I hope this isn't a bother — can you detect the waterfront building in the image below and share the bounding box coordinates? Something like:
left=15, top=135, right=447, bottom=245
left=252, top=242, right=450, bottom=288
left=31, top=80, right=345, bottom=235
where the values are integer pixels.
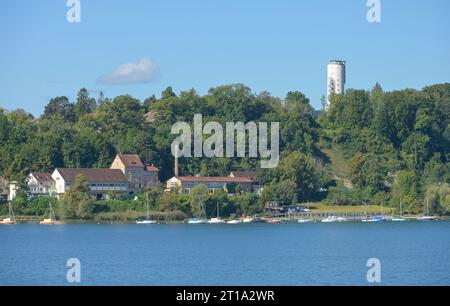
left=27, top=172, right=55, bottom=196
left=166, top=176, right=254, bottom=194
left=229, top=171, right=263, bottom=195
left=52, top=168, right=129, bottom=199
left=110, top=154, right=160, bottom=193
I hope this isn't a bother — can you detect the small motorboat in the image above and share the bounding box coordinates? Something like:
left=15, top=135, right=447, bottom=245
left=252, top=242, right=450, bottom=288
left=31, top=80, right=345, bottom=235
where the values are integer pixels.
left=267, top=219, right=283, bottom=224
left=253, top=216, right=267, bottom=223
left=298, top=218, right=313, bottom=223
left=136, top=217, right=157, bottom=224
left=243, top=217, right=254, bottom=223
left=40, top=218, right=56, bottom=225
left=227, top=219, right=243, bottom=224
left=322, top=216, right=345, bottom=223
left=391, top=217, right=407, bottom=222
left=362, top=216, right=386, bottom=222
left=188, top=218, right=208, bottom=224
left=417, top=216, right=438, bottom=221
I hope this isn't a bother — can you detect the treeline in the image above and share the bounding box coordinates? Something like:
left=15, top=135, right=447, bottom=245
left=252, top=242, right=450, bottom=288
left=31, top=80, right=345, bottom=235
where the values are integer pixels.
left=319, top=83, right=450, bottom=214
left=0, top=83, right=449, bottom=215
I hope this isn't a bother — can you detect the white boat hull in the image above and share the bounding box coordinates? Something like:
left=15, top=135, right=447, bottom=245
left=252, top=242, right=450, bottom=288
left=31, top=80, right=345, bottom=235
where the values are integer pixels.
left=0, top=218, right=16, bottom=225
left=136, top=220, right=157, bottom=224
left=208, top=218, right=225, bottom=224
left=227, top=220, right=243, bottom=224
left=188, top=219, right=208, bottom=224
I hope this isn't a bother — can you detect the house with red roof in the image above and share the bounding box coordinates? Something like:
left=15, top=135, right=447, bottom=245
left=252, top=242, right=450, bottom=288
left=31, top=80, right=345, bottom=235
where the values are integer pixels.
left=165, top=176, right=253, bottom=194
left=110, top=154, right=160, bottom=193
left=28, top=172, right=55, bottom=196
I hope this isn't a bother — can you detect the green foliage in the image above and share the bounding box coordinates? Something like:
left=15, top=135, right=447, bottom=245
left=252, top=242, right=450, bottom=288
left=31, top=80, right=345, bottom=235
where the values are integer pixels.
left=60, top=174, right=94, bottom=219
left=1, top=82, right=449, bottom=216
left=26, top=196, right=59, bottom=216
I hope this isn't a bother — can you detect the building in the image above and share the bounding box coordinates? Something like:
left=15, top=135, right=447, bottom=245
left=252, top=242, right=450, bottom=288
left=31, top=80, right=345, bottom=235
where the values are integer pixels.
left=110, top=154, right=159, bottom=193
left=229, top=171, right=263, bottom=195
left=0, top=177, right=9, bottom=202
left=166, top=176, right=254, bottom=194
left=327, top=59, right=346, bottom=105
left=52, top=168, right=129, bottom=199
left=28, top=172, right=55, bottom=196
left=144, top=111, right=156, bottom=124
left=6, top=154, right=160, bottom=200
left=8, top=181, right=18, bottom=201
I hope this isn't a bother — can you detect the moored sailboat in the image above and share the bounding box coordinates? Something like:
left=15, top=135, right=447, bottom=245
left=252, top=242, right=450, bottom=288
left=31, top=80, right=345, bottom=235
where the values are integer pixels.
left=418, top=198, right=438, bottom=221
left=392, top=198, right=407, bottom=222
left=40, top=201, right=56, bottom=225
left=0, top=202, right=17, bottom=225
left=208, top=202, right=225, bottom=224
left=136, top=193, right=157, bottom=224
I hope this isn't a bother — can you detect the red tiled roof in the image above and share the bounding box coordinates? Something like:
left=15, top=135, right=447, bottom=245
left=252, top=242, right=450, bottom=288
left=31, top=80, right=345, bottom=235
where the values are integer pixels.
left=176, top=176, right=254, bottom=183
left=55, top=168, right=128, bottom=183
left=229, top=171, right=259, bottom=182
left=117, top=154, right=144, bottom=168
left=31, top=172, right=54, bottom=183
left=146, top=165, right=159, bottom=172
left=144, top=111, right=156, bottom=123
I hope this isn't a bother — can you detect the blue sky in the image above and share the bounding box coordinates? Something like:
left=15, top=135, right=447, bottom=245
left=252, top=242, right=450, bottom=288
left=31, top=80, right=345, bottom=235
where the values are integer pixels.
left=1, top=0, right=449, bottom=116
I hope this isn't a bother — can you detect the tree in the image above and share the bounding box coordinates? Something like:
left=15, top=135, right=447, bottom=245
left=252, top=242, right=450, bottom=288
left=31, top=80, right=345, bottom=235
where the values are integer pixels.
left=74, top=88, right=96, bottom=118
left=190, top=184, right=209, bottom=217
left=391, top=171, right=421, bottom=213
left=43, top=96, right=75, bottom=122
left=425, top=183, right=450, bottom=215
left=61, top=174, right=93, bottom=219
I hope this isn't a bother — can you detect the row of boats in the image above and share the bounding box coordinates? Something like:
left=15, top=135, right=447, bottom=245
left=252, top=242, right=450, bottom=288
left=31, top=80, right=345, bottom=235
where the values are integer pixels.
left=297, top=214, right=439, bottom=223
left=1, top=196, right=440, bottom=225
left=0, top=201, right=58, bottom=225
left=187, top=216, right=269, bottom=224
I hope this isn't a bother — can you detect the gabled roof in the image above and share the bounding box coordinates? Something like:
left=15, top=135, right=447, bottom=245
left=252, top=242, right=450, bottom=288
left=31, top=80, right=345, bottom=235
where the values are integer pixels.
left=144, top=111, right=156, bottom=124
left=145, top=165, right=159, bottom=172
left=229, top=171, right=259, bottom=182
left=31, top=172, right=54, bottom=183
left=54, top=168, right=128, bottom=183
left=116, top=154, right=144, bottom=168
left=175, top=176, right=254, bottom=183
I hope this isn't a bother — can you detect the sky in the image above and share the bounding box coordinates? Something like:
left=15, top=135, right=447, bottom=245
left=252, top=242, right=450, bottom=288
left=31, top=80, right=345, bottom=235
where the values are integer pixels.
left=0, top=0, right=449, bottom=116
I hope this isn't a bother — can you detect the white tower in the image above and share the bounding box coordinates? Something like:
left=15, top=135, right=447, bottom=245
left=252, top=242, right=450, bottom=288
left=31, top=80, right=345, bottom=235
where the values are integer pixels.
left=327, top=60, right=346, bottom=105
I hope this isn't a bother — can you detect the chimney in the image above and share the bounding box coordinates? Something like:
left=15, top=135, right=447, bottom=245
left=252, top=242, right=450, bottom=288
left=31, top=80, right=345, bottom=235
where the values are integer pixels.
left=174, top=157, right=179, bottom=177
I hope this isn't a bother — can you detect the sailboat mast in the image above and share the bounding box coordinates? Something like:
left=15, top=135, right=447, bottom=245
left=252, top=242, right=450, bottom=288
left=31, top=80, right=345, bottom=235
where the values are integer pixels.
left=146, top=192, right=150, bottom=218
left=400, top=198, right=403, bottom=217
left=217, top=202, right=219, bottom=219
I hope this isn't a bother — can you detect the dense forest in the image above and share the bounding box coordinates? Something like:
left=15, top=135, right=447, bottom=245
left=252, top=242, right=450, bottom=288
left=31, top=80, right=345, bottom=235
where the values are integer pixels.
left=0, top=83, right=449, bottom=218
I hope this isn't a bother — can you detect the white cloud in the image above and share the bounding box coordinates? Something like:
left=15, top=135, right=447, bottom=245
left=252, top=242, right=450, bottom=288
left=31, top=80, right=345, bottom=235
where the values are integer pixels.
left=97, top=58, right=160, bottom=85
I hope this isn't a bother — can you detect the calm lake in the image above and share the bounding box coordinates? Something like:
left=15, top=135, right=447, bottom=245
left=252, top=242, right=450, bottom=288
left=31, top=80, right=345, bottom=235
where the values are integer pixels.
left=1, top=222, right=449, bottom=286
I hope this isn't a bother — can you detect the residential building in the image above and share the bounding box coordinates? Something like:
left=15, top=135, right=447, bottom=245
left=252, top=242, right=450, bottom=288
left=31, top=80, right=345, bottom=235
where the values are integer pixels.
left=229, top=171, right=263, bottom=195
left=52, top=168, right=129, bottom=199
left=166, top=176, right=254, bottom=194
left=144, top=111, right=156, bottom=124
left=110, top=154, right=159, bottom=193
left=28, top=172, right=55, bottom=196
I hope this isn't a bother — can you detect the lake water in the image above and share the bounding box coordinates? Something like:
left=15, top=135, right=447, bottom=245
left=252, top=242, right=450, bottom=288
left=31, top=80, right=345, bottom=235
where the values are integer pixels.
left=1, top=222, right=449, bottom=286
